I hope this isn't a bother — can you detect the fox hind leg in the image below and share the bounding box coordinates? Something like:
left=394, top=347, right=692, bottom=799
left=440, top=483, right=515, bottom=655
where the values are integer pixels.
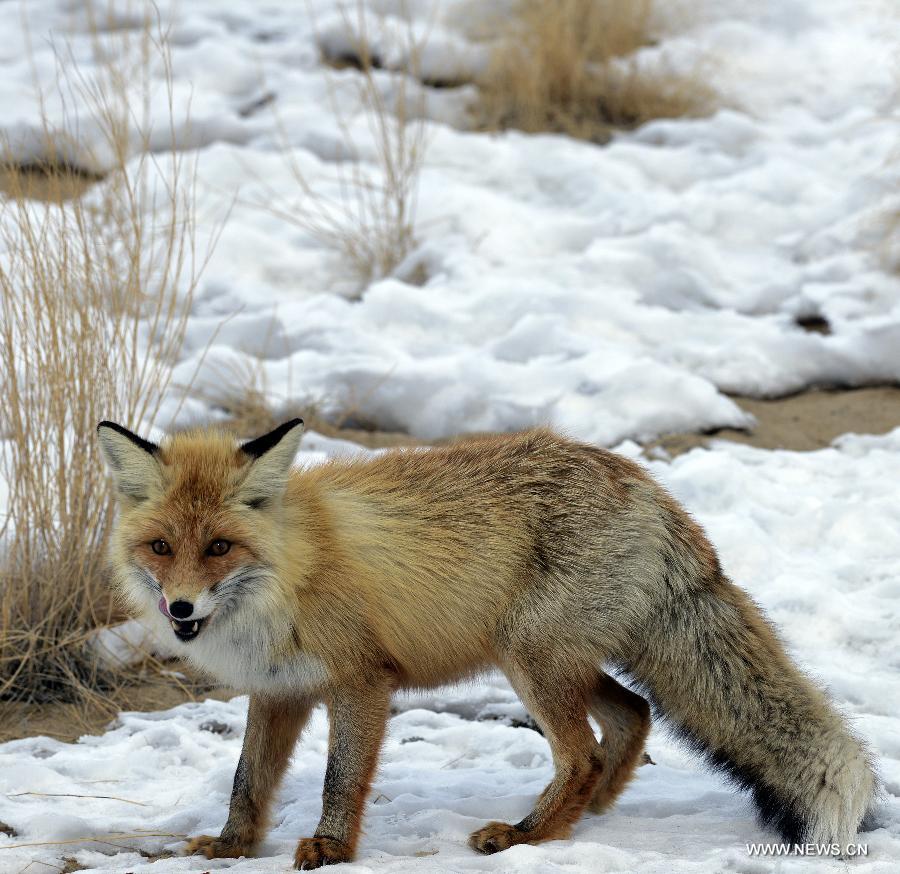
left=587, top=673, right=651, bottom=814
left=469, top=656, right=603, bottom=854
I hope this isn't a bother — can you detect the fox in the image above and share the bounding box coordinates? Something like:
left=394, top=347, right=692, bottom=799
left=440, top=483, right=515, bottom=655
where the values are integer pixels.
left=97, top=418, right=875, bottom=868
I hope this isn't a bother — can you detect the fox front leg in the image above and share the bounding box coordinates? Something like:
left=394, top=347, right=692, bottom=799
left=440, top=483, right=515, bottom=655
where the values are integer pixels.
left=187, top=695, right=313, bottom=860
left=294, top=680, right=391, bottom=870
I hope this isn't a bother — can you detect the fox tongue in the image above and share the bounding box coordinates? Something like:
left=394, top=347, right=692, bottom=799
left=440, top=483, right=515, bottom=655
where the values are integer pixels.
left=158, top=597, right=172, bottom=619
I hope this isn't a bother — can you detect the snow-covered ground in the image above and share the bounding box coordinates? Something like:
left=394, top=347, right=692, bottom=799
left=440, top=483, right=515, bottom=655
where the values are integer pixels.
left=1, top=0, right=899, bottom=871
left=3, top=0, right=899, bottom=444
left=2, top=432, right=900, bottom=873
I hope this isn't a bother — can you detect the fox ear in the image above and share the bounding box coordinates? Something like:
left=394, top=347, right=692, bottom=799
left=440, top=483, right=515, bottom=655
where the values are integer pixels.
left=238, top=418, right=304, bottom=507
left=97, top=421, right=162, bottom=502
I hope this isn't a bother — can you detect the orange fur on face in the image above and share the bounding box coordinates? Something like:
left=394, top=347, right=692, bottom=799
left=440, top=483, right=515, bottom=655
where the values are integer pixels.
left=109, top=430, right=305, bottom=610
left=127, top=505, right=257, bottom=605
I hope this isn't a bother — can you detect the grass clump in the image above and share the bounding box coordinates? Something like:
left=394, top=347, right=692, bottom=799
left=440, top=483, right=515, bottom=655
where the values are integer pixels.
left=258, top=1, right=429, bottom=291
left=475, top=0, right=714, bottom=142
left=879, top=202, right=900, bottom=272
left=0, top=7, right=215, bottom=725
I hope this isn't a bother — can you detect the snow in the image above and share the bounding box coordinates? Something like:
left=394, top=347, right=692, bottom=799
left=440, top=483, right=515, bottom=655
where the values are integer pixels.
left=2, top=0, right=899, bottom=443
left=3, top=432, right=900, bottom=872
left=1, top=0, right=899, bottom=870
left=90, top=618, right=161, bottom=668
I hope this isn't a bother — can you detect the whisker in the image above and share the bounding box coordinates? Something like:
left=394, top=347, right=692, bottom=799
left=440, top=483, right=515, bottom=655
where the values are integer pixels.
left=133, top=566, right=161, bottom=594
left=210, top=566, right=272, bottom=616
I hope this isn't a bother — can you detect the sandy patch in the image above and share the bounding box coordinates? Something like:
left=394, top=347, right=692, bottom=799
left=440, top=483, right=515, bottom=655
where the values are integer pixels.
left=649, top=386, right=900, bottom=457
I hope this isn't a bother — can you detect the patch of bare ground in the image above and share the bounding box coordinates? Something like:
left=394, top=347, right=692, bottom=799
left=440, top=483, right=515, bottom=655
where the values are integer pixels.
left=320, top=386, right=900, bottom=456
left=649, top=386, right=900, bottom=457
left=309, top=419, right=423, bottom=449
left=0, top=163, right=102, bottom=202
left=0, top=670, right=237, bottom=744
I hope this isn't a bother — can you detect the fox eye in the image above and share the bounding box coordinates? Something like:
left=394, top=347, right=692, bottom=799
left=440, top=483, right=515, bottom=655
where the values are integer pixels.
left=150, top=539, right=171, bottom=556
left=207, top=539, right=231, bottom=557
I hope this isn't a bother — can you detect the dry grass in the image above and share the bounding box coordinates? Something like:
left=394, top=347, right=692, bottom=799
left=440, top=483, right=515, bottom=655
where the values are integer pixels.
left=187, top=354, right=418, bottom=449
left=0, top=7, right=216, bottom=722
left=0, top=670, right=229, bottom=744
left=880, top=208, right=900, bottom=272
left=0, top=162, right=102, bottom=203
left=188, top=353, right=310, bottom=441
left=475, top=0, right=714, bottom=142
left=256, top=0, right=429, bottom=290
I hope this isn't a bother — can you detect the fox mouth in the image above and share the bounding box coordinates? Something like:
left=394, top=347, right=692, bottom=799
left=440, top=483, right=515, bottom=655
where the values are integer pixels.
left=157, top=596, right=211, bottom=642
left=170, top=617, right=206, bottom=642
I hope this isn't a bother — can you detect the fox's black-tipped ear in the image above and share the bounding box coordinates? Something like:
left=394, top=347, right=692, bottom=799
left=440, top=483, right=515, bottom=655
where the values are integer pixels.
left=97, top=421, right=162, bottom=502
left=97, top=421, right=159, bottom=456
left=240, top=418, right=304, bottom=459
left=238, top=418, right=304, bottom=507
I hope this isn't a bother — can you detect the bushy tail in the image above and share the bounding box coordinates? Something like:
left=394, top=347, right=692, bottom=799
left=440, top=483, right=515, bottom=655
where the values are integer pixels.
left=625, top=574, right=875, bottom=846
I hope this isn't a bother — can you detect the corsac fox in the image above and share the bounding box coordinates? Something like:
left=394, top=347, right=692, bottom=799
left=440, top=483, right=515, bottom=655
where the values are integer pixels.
left=98, top=419, right=875, bottom=868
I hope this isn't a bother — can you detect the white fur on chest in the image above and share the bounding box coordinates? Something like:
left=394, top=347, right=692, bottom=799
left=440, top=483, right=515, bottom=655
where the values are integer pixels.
left=122, top=567, right=328, bottom=695
left=140, top=601, right=327, bottom=694
left=188, top=616, right=328, bottom=693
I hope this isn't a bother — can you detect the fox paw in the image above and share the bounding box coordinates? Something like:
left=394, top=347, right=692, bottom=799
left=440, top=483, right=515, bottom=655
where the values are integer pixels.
left=468, top=821, right=525, bottom=854
left=294, top=836, right=352, bottom=869
left=185, top=834, right=251, bottom=859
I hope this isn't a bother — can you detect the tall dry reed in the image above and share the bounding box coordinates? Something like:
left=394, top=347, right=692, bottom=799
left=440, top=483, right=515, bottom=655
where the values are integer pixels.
left=0, top=6, right=215, bottom=717
left=257, top=0, right=429, bottom=289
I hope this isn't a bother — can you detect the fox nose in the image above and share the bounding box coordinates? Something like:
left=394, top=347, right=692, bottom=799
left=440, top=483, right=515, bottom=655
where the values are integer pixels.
left=168, top=600, right=193, bottom=619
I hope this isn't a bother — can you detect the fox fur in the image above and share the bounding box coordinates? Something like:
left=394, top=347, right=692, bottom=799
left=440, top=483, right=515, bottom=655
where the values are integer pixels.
left=98, top=420, right=875, bottom=869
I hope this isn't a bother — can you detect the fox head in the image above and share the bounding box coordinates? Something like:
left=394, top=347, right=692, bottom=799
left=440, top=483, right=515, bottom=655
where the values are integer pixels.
left=97, top=419, right=304, bottom=645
